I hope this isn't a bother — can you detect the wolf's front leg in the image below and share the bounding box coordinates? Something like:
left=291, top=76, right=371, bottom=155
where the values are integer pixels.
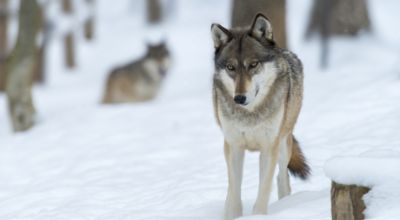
left=224, top=141, right=244, bottom=220
left=253, top=145, right=279, bottom=214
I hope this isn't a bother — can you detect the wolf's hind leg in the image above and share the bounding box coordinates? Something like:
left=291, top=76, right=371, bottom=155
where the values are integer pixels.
left=277, top=134, right=292, bottom=199
left=224, top=141, right=244, bottom=220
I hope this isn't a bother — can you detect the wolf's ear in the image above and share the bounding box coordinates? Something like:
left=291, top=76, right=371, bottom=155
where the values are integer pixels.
left=250, top=14, right=273, bottom=41
left=211, top=23, right=232, bottom=49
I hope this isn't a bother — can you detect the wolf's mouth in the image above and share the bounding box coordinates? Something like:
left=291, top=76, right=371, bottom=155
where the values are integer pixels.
left=235, top=102, right=248, bottom=106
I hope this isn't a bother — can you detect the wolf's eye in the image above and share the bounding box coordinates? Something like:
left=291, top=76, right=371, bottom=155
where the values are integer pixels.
left=249, top=62, right=259, bottom=68
left=226, top=64, right=235, bottom=71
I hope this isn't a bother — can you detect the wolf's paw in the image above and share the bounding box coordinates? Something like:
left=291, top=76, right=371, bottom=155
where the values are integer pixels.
left=252, top=203, right=268, bottom=215
left=224, top=201, right=242, bottom=220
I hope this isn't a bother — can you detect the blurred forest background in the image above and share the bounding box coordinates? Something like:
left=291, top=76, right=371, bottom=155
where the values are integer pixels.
left=0, top=0, right=378, bottom=132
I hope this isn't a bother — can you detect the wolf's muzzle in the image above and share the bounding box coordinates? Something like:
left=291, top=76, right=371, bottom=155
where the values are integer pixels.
left=234, top=95, right=247, bottom=105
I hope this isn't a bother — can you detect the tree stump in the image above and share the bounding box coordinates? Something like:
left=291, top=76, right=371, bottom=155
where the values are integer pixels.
left=331, top=182, right=370, bottom=220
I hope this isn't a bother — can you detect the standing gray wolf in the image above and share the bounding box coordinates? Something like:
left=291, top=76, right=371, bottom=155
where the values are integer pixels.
left=102, top=42, right=170, bottom=104
left=211, top=14, right=310, bottom=220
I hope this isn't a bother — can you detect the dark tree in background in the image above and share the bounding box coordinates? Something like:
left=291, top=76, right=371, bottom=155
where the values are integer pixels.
left=63, top=0, right=76, bottom=69
left=306, top=0, right=371, bottom=38
left=306, top=0, right=371, bottom=68
left=0, top=0, right=8, bottom=91
left=147, top=0, right=162, bottom=24
left=231, top=0, right=287, bottom=48
left=6, top=0, right=41, bottom=132
left=62, top=0, right=72, bottom=13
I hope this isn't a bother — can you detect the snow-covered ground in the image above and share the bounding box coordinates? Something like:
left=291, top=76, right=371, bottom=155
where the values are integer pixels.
left=1, top=0, right=400, bottom=219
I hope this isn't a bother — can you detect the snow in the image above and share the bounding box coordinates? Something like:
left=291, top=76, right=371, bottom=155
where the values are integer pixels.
left=325, top=152, right=400, bottom=187
left=1, top=0, right=400, bottom=219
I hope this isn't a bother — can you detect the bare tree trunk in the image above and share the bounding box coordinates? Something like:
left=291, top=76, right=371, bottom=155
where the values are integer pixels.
left=62, top=0, right=75, bottom=69
left=231, top=0, right=287, bottom=48
left=62, top=0, right=72, bottom=13
left=64, top=33, right=75, bottom=68
left=306, top=0, right=370, bottom=69
left=306, top=0, right=371, bottom=38
left=0, top=0, right=8, bottom=91
left=6, top=0, right=40, bottom=132
left=33, top=4, right=45, bottom=83
left=331, top=182, right=370, bottom=220
left=84, top=0, right=95, bottom=41
left=147, top=0, right=162, bottom=24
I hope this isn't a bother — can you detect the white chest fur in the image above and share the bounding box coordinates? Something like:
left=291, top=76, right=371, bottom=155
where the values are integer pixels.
left=218, top=104, right=285, bottom=151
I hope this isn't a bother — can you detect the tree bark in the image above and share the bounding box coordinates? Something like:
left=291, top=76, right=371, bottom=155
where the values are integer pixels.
left=306, top=0, right=371, bottom=38
left=6, top=0, right=40, bottom=132
left=147, top=0, right=162, bottom=24
left=63, top=0, right=75, bottom=69
left=231, top=0, right=287, bottom=48
left=331, top=182, right=370, bottom=220
left=0, top=0, right=8, bottom=91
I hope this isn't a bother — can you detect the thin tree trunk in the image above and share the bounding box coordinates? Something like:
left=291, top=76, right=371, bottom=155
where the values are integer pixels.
left=62, top=0, right=72, bottom=13
left=147, top=0, right=162, bottom=24
left=64, top=33, right=75, bottom=68
left=306, top=0, right=371, bottom=38
left=84, top=0, right=95, bottom=41
left=63, top=0, right=75, bottom=69
left=33, top=4, right=45, bottom=83
left=231, top=0, right=287, bottom=48
left=0, top=0, right=8, bottom=91
left=6, top=0, right=40, bottom=132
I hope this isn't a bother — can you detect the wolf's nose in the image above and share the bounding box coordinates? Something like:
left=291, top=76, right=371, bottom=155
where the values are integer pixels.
left=234, top=95, right=246, bottom=105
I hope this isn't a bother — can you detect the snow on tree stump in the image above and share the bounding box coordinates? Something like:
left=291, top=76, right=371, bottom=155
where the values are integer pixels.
left=331, top=182, right=370, bottom=220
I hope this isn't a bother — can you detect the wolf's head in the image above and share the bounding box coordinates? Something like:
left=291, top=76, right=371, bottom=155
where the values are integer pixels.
left=211, top=14, right=280, bottom=107
left=146, top=41, right=171, bottom=76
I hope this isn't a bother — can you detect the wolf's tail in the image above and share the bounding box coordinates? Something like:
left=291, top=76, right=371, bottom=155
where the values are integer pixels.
left=288, top=136, right=311, bottom=180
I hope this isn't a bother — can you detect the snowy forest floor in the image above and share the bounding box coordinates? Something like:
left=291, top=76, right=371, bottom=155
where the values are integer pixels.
left=0, top=0, right=400, bottom=219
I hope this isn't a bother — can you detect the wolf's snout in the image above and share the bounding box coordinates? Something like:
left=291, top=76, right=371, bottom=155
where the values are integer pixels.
left=234, top=95, right=247, bottom=105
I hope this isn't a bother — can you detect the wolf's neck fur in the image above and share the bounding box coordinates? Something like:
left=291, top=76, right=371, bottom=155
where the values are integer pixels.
left=143, top=58, right=162, bottom=81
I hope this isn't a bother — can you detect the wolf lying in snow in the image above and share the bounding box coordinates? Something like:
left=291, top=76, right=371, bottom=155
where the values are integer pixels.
left=102, top=42, right=170, bottom=104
